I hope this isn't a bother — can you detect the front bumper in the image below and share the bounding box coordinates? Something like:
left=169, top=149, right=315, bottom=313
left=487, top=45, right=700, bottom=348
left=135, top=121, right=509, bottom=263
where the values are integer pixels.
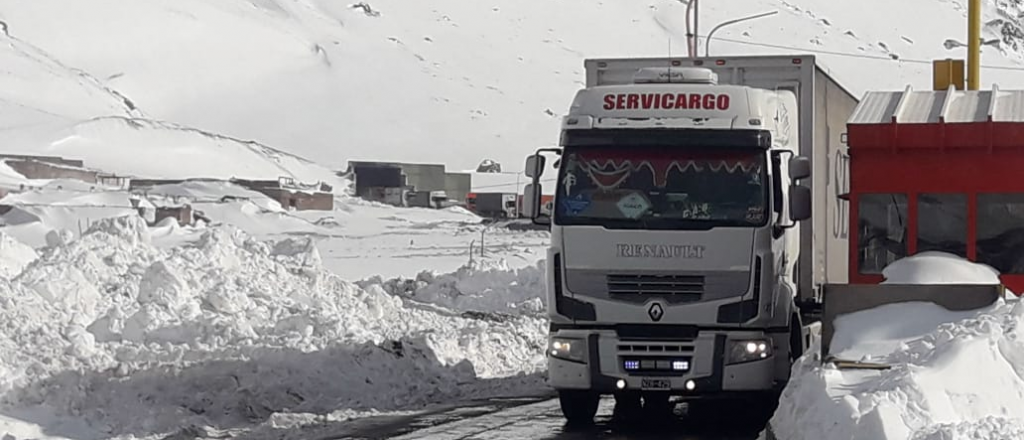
left=547, top=329, right=781, bottom=394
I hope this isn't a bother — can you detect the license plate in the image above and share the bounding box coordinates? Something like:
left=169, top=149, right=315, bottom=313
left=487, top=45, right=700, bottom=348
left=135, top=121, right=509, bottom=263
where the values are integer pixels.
left=640, top=378, right=671, bottom=390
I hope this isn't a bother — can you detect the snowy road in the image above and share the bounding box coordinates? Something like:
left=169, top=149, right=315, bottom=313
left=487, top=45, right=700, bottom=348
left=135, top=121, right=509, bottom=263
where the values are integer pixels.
left=317, top=397, right=774, bottom=440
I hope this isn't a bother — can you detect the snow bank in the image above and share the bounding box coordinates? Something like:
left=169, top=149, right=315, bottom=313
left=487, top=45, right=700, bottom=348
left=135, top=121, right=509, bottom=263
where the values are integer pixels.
left=773, top=254, right=1022, bottom=440
left=0, top=216, right=546, bottom=440
left=361, top=258, right=547, bottom=316
left=882, top=251, right=1002, bottom=285
left=0, top=231, right=37, bottom=280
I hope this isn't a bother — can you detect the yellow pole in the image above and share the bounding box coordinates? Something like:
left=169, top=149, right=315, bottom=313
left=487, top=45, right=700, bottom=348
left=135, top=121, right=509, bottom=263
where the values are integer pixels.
left=968, top=0, right=981, bottom=90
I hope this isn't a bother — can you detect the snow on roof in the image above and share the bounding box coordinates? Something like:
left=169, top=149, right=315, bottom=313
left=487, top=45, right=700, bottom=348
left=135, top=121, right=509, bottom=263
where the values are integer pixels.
left=850, top=87, right=1024, bottom=124
left=882, top=251, right=1002, bottom=285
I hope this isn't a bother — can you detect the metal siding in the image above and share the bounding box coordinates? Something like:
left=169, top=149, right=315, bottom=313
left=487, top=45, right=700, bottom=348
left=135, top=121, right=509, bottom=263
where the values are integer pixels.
left=817, top=70, right=858, bottom=287
left=851, top=89, right=1024, bottom=124
left=848, top=91, right=902, bottom=124
left=900, top=91, right=944, bottom=123
left=944, top=91, right=990, bottom=123
left=994, top=90, right=1024, bottom=122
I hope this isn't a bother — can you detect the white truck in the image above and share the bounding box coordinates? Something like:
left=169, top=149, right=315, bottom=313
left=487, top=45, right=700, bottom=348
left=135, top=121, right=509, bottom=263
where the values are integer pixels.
left=521, top=54, right=860, bottom=423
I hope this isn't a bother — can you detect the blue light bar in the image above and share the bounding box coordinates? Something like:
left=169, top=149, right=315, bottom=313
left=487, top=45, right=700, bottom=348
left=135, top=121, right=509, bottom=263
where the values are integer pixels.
left=624, top=360, right=640, bottom=370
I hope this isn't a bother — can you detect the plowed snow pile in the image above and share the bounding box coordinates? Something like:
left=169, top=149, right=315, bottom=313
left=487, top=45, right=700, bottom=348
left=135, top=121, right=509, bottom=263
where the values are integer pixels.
left=361, top=259, right=547, bottom=316
left=0, top=216, right=546, bottom=440
left=772, top=253, right=1024, bottom=440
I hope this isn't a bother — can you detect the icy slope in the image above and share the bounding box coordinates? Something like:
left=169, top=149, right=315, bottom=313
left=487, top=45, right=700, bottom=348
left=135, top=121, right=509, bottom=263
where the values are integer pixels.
left=2, top=0, right=1022, bottom=174
left=772, top=254, right=1024, bottom=440
left=0, top=29, right=346, bottom=184
left=0, top=216, right=546, bottom=440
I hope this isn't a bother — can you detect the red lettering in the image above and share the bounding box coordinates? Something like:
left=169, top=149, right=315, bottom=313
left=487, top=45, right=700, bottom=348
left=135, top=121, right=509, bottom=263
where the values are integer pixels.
left=627, top=94, right=639, bottom=110
left=675, top=94, right=688, bottom=109
left=641, top=94, right=655, bottom=109
left=603, top=92, right=731, bottom=111
left=701, top=94, right=715, bottom=109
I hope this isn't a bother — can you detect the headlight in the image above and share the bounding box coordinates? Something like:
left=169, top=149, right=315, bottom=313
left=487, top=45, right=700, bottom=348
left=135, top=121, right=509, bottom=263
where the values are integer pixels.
left=548, top=337, right=585, bottom=363
left=727, top=339, right=773, bottom=364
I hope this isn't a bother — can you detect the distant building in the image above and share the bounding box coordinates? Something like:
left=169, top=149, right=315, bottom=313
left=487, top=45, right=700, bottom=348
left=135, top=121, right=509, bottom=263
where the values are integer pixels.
left=232, top=177, right=334, bottom=211
left=130, top=177, right=335, bottom=211
left=0, top=155, right=99, bottom=183
left=345, top=160, right=471, bottom=208
left=154, top=204, right=194, bottom=226
left=98, top=173, right=131, bottom=189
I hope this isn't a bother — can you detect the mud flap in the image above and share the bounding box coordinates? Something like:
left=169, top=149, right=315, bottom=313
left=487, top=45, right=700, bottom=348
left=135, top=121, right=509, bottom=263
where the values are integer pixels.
left=819, top=283, right=1003, bottom=360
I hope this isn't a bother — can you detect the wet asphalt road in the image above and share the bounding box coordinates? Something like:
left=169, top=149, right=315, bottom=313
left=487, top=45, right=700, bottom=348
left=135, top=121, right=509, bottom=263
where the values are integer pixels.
left=328, top=396, right=773, bottom=440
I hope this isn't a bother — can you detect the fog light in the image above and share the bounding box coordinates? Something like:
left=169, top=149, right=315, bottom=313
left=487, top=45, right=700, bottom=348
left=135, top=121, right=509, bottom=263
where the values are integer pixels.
left=616, top=379, right=627, bottom=389
left=685, top=380, right=696, bottom=391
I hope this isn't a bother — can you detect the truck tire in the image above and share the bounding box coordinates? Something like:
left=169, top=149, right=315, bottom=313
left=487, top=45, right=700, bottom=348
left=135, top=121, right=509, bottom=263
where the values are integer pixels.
left=558, top=390, right=600, bottom=425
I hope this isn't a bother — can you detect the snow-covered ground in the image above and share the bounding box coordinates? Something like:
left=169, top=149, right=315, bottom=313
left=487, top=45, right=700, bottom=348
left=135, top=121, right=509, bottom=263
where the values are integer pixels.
left=1, top=178, right=550, bottom=280
left=0, top=215, right=549, bottom=440
left=773, top=253, right=1024, bottom=440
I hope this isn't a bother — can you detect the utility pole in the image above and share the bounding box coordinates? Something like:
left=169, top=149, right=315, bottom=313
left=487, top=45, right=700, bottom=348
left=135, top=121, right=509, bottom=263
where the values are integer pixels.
left=693, top=0, right=700, bottom=57
left=968, top=0, right=981, bottom=90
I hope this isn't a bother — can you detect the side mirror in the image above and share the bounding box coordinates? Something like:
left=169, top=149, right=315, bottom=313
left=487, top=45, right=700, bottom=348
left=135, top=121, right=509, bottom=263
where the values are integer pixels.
left=789, top=156, right=811, bottom=181
left=525, top=155, right=546, bottom=178
left=522, top=183, right=550, bottom=225
left=789, top=184, right=811, bottom=221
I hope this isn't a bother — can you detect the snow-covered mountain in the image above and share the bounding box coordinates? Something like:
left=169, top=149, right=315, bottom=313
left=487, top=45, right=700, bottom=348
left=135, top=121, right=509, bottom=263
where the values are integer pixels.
left=1, top=0, right=1023, bottom=178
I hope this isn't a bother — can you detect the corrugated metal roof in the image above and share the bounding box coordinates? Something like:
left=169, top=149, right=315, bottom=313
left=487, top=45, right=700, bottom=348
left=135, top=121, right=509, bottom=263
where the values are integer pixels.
left=848, top=86, right=1024, bottom=124
left=848, top=90, right=902, bottom=124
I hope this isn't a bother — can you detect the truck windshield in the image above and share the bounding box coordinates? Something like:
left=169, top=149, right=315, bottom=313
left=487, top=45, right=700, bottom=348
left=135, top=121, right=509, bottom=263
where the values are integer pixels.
left=554, top=146, right=768, bottom=229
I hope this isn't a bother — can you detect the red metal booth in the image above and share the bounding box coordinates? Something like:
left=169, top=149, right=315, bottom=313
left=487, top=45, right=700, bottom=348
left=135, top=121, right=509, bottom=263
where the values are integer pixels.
left=846, top=85, right=1024, bottom=293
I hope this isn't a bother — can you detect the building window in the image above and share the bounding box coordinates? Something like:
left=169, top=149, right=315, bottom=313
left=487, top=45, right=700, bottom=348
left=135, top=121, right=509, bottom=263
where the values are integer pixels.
left=917, top=193, right=967, bottom=257
left=858, top=193, right=908, bottom=274
left=977, top=193, right=1024, bottom=274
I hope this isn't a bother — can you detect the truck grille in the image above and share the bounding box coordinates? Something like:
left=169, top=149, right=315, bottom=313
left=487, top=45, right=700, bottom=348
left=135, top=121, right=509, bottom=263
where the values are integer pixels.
left=606, top=274, right=704, bottom=297
left=617, top=344, right=695, bottom=353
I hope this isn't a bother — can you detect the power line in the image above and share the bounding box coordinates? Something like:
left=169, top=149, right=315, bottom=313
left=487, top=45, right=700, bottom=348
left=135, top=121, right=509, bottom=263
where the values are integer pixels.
left=471, top=178, right=556, bottom=191
left=708, top=35, right=1024, bottom=72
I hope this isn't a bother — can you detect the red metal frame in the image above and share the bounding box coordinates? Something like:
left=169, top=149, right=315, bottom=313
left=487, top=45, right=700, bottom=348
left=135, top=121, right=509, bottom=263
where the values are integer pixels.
left=847, top=120, right=1024, bottom=293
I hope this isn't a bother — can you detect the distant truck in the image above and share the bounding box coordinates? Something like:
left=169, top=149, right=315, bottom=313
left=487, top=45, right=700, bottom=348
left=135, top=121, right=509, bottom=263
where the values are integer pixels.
left=520, top=55, right=860, bottom=424
left=466, top=192, right=518, bottom=218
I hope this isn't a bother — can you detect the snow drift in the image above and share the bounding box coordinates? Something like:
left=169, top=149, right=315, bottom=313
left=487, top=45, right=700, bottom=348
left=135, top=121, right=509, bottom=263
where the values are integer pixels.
left=0, top=215, right=546, bottom=440
left=772, top=253, right=1023, bottom=440
left=361, top=258, right=547, bottom=316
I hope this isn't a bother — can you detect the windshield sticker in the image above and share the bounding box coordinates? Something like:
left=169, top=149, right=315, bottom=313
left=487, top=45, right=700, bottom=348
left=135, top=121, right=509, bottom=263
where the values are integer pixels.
left=579, top=158, right=632, bottom=190
left=616, top=192, right=651, bottom=219
left=746, top=206, right=766, bottom=223
left=562, top=171, right=577, bottom=194
left=561, top=193, right=591, bottom=215
left=578, top=154, right=761, bottom=189
left=680, top=202, right=712, bottom=219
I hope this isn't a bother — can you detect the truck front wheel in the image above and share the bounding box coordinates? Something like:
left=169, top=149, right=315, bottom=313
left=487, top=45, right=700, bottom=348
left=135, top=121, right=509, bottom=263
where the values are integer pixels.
left=558, top=390, right=600, bottom=425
